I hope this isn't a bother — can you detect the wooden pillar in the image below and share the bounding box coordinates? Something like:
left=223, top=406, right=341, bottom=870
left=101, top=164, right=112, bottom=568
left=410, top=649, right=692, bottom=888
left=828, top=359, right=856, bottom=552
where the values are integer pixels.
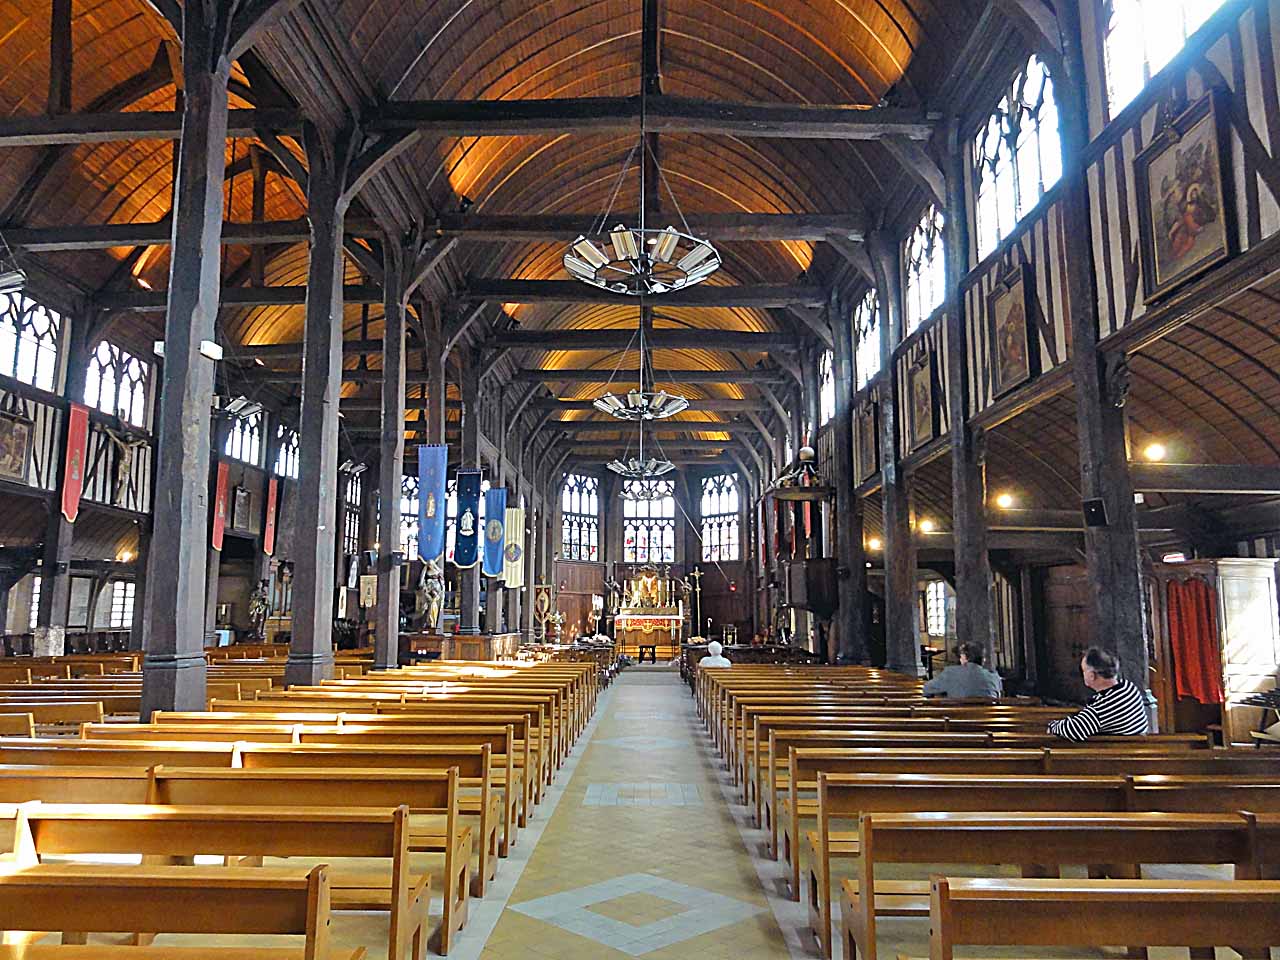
left=141, top=5, right=233, bottom=715
left=128, top=523, right=150, bottom=652
left=1057, top=3, right=1151, bottom=708
left=522, top=500, right=537, bottom=641
left=942, top=135, right=996, bottom=662
left=374, top=242, right=407, bottom=670
left=870, top=230, right=920, bottom=675
left=829, top=294, right=871, bottom=663
left=286, top=123, right=355, bottom=688
left=457, top=351, right=482, bottom=635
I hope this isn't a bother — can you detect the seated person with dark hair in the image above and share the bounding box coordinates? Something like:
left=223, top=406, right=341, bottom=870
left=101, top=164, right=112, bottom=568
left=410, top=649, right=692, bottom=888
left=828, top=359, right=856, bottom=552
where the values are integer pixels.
left=922, top=642, right=1003, bottom=699
left=1047, top=646, right=1149, bottom=741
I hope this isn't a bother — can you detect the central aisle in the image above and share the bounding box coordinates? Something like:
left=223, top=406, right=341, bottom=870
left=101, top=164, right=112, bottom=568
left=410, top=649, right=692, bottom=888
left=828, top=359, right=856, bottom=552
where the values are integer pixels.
left=472, top=668, right=792, bottom=960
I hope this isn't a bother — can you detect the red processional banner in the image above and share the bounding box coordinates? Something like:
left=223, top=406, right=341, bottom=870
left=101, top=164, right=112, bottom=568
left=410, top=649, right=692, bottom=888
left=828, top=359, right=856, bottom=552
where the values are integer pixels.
left=60, top=403, right=90, bottom=523
left=211, top=461, right=230, bottom=551
left=263, top=476, right=279, bottom=556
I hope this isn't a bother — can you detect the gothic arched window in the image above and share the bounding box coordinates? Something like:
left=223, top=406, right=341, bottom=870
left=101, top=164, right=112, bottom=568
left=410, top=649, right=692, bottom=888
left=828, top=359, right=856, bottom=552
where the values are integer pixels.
left=622, top=479, right=675, bottom=563
left=700, top=474, right=740, bottom=561
left=560, top=473, right=599, bottom=562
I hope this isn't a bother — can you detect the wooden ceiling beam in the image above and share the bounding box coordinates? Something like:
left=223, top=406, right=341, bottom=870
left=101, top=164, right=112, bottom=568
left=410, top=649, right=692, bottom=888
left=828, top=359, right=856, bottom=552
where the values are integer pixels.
left=0, top=109, right=300, bottom=147
left=339, top=398, right=462, bottom=411
left=434, top=211, right=866, bottom=241
left=97, top=284, right=382, bottom=311
left=542, top=420, right=744, bottom=433
left=487, top=329, right=797, bottom=350
left=513, top=367, right=786, bottom=383
left=6, top=218, right=386, bottom=252
left=371, top=95, right=935, bottom=140
left=1128, top=462, right=1280, bottom=495
left=464, top=279, right=825, bottom=308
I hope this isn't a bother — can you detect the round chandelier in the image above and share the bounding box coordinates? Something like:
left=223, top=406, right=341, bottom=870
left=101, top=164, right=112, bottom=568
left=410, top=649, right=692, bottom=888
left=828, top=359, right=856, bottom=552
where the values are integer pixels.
left=563, top=137, right=720, bottom=297
left=592, top=388, right=688, bottom=421
left=607, top=457, right=676, bottom=482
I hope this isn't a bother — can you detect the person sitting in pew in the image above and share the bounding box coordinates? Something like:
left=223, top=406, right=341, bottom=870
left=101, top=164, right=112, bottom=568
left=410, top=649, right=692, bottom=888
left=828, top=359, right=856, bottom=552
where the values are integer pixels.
left=700, top=641, right=732, bottom=668
left=1047, top=646, right=1149, bottom=741
left=922, top=642, right=1002, bottom=699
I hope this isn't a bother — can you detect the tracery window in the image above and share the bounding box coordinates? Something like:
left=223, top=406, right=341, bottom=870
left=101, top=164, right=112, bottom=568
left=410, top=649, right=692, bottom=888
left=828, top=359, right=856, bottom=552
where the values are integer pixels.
left=700, top=474, right=740, bottom=562
left=904, top=205, right=946, bottom=334
left=273, top=425, right=298, bottom=479
left=818, top=350, right=835, bottom=425
left=973, top=55, right=1062, bottom=259
left=400, top=475, right=420, bottom=558
left=223, top=404, right=262, bottom=466
left=0, top=292, right=60, bottom=392
left=84, top=340, right=150, bottom=428
left=622, top=479, right=675, bottom=564
left=853, top=289, right=881, bottom=390
left=1103, top=0, right=1227, bottom=117
left=343, top=472, right=362, bottom=557
left=109, top=580, right=135, bottom=629
left=560, top=473, right=599, bottom=562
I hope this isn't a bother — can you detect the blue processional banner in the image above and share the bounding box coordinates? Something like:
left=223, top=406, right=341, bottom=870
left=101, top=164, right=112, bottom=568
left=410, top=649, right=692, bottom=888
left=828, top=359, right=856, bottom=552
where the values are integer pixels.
left=452, top=468, right=482, bottom=569
left=482, top=487, right=508, bottom=578
left=417, top=445, right=449, bottom=562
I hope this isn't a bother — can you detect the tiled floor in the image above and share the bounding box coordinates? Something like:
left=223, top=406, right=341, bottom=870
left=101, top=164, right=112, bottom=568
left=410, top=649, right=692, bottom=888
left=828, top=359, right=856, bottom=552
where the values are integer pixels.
left=472, top=668, right=795, bottom=960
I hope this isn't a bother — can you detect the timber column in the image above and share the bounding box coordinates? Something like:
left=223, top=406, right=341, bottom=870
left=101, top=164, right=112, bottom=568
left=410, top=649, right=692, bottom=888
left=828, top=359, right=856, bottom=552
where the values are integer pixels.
left=1056, top=4, right=1151, bottom=707
left=829, top=293, right=871, bottom=663
left=869, top=231, right=920, bottom=675
left=456, top=351, right=482, bottom=635
left=942, top=134, right=996, bottom=662
left=374, top=240, right=408, bottom=670
left=286, top=122, right=356, bottom=687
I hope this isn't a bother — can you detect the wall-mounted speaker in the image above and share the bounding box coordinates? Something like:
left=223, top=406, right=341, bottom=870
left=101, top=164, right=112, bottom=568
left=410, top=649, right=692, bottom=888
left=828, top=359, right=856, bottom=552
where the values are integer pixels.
left=1082, top=498, right=1109, bottom=527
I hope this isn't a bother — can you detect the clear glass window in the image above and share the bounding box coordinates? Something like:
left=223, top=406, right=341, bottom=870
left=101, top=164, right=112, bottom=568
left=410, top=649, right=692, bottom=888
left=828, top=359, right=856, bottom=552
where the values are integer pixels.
left=904, top=205, right=947, bottom=334
left=0, top=293, right=60, bottom=392
left=1104, top=0, right=1227, bottom=117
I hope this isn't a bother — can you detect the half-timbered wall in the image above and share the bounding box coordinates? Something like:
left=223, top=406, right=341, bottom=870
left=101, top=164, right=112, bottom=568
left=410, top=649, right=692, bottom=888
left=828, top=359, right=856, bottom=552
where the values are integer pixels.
left=1085, top=0, right=1280, bottom=338
left=894, top=310, right=952, bottom=459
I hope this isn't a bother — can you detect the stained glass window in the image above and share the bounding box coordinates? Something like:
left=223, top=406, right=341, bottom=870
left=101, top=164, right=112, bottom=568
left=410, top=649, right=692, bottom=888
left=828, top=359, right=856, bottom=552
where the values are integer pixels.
left=85, top=340, right=150, bottom=427
left=560, top=473, right=599, bottom=562
left=622, top=479, right=675, bottom=564
left=904, top=205, right=946, bottom=334
left=973, top=55, right=1062, bottom=259
left=700, top=474, right=740, bottom=561
left=853, top=289, right=881, bottom=390
left=0, top=292, right=60, bottom=391
left=344, top=472, right=362, bottom=556
left=400, top=475, right=420, bottom=558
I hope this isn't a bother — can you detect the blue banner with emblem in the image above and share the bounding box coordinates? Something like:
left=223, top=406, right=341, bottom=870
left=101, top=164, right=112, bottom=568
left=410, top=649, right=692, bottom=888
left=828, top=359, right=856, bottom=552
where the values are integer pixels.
left=452, top=468, right=482, bottom=569
left=482, top=487, right=507, bottom=578
left=417, top=445, right=448, bottom=562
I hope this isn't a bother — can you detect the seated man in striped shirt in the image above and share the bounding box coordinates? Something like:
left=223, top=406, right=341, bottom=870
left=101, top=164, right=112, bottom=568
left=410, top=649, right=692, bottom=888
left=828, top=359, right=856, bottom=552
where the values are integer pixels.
left=1047, top=646, right=1149, bottom=741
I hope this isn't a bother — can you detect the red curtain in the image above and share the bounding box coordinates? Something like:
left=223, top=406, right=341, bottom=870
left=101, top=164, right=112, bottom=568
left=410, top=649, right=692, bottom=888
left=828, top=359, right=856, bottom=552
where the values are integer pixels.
left=1166, top=578, right=1225, bottom=704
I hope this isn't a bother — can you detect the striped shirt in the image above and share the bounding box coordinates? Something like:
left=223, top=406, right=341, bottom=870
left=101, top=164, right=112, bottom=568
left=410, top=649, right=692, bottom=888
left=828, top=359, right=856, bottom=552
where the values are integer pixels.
left=1047, top=678, right=1149, bottom=742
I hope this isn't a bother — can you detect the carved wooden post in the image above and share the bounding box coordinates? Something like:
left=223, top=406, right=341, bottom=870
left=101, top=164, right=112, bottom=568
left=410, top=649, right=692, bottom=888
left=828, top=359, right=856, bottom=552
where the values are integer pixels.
left=286, top=122, right=356, bottom=688
left=829, top=293, right=871, bottom=663
left=942, top=131, right=997, bottom=662
left=1056, top=2, right=1151, bottom=709
left=374, top=240, right=407, bottom=670
left=869, top=230, right=920, bottom=675
left=457, top=350, right=482, bottom=635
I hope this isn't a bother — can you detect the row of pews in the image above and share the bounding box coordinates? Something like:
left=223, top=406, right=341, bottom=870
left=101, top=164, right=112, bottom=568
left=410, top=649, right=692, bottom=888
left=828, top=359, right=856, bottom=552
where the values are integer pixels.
left=695, top=664, right=1280, bottom=958
left=0, top=656, right=597, bottom=958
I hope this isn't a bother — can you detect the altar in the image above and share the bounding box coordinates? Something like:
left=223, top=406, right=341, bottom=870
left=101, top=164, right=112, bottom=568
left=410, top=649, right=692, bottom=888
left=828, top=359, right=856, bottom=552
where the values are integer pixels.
left=613, top=565, right=685, bottom=661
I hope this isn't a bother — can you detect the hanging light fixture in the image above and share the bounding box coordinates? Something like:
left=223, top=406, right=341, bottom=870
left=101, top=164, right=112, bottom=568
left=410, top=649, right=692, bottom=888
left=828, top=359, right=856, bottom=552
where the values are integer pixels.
left=591, top=318, right=689, bottom=421
left=563, top=94, right=721, bottom=297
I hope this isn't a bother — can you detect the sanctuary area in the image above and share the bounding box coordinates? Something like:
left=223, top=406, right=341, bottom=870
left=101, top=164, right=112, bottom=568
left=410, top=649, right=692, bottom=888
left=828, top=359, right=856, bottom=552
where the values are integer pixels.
left=0, top=0, right=1276, bottom=957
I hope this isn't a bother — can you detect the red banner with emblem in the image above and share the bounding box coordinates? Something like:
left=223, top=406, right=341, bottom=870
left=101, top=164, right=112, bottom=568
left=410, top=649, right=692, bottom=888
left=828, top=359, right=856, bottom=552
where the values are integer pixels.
left=60, top=403, right=90, bottom=523
left=211, top=461, right=229, bottom=551
left=263, top=476, right=279, bottom=556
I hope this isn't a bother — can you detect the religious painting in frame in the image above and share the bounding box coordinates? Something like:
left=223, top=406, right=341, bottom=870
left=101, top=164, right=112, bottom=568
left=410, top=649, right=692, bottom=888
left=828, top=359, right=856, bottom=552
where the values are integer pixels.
left=907, top=352, right=936, bottom=452
left=855, top=401, right=879, bottom=482
left=1134, top=91, right=1234, bottom=302
left=986, top=261, right=1039, bottom=398
left=0, top=412, right=32, bottom=483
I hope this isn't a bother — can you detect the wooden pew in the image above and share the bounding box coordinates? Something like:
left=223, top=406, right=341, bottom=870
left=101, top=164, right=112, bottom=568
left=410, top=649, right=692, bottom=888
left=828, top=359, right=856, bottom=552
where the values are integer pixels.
left=0, top=862, right=364, bottom=960
left=841, top=811, right=1260, bottom=960
left=148, top=766, right=472, bottom=955
left=14, top=803, right=428, bottom=960
left=0, top=740, right=237, bottom=767
left=0, top=715, right=33, bottom=738
left=926, top=878, right=1280, bottom=959
left=0, top=765, right=151, bottom=804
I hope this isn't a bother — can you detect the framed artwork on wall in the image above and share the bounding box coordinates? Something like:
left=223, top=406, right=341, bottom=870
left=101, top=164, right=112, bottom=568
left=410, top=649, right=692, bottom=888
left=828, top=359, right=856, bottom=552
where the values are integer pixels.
left=907, top=352, right=936, bottom=452
left=856, top=401, right=879, bottom=482
left=0, top=412, right=32, bottom=483
left=987, top=261, right=1039, bottom=398
left=232, top=485, right=251, bottom=530
left=1134, top=91, right=1234, bottom=302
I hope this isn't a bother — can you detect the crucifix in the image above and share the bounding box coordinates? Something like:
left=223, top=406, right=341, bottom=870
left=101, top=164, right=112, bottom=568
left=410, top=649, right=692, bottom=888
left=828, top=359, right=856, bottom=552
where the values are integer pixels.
left=688, top=567, right=703, bottom=638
